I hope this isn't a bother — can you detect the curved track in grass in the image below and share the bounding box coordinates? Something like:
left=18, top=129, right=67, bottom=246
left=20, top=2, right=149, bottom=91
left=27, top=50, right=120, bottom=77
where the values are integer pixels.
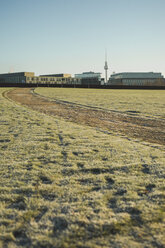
left=5, top=88, right=165, bottom=146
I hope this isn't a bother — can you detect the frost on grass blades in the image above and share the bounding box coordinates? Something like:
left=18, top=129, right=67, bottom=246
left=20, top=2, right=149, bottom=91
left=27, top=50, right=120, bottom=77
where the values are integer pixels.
left=0, top=88, right=165, bottom=248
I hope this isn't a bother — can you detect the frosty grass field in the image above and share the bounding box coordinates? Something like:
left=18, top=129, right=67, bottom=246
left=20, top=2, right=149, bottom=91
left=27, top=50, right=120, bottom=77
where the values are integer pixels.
left=0, top=88, right=164, bottom=247
left=35, top=88, right=165, bottom=119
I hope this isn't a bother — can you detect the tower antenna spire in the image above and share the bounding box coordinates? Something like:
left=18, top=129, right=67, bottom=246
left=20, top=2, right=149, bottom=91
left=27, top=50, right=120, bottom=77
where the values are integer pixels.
left=104, top=49, right=108, bottom=83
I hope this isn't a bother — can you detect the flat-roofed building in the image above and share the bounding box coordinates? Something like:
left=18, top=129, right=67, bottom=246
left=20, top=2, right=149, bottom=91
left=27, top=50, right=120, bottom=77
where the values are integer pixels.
left=108, top=72, right=164, bottom=86
left=75, top=71, right=102, bottom=86
left=75, top=71, right=101, bottom=79
left=40, top=73, right=71, bottom=78
left=25, top=73, right=81, bottom=85
left=38, top=73, right=72, bottom=84
left=37, top=73, right=79, bottom=85
left=0, top=72, right=35, bottom=84
left=0, top=72, right=80, bottom=85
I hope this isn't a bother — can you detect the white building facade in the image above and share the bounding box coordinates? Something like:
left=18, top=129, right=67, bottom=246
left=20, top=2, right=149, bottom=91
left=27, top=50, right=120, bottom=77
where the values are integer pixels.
left=109, top=72, right=164, bottom=86
left=75, top=71, right=101, bottom=79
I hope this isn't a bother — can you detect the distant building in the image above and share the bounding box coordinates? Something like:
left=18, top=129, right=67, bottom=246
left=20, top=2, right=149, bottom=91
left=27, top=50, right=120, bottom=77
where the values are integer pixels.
left=75, top=71, right=101, bottom=79
left=38, top=73, right=73, bottom=84
left=0, top=71, right=164, bottom=87
left=40, top=73, right=71, bottom=78
left=0, top=72, right=34, bottom=84
left=108, top=72, right=164, bottom=86
left=75, top=71, right=102, bottom=86
left=0, top=72, right=80, bottom=85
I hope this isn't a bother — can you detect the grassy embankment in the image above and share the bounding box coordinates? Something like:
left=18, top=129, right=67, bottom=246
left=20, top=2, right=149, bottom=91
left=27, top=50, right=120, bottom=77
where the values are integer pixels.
left=0, top=88, right=164, bottom=247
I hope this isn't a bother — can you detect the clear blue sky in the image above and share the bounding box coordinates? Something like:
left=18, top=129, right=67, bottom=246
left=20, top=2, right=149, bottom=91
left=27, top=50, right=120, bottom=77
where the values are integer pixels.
left=0, top=0, right=165, bottom=77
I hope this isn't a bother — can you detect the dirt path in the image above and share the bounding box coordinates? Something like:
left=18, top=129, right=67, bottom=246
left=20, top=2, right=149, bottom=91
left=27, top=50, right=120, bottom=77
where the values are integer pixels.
left=5, top=88, right=165, bottom=146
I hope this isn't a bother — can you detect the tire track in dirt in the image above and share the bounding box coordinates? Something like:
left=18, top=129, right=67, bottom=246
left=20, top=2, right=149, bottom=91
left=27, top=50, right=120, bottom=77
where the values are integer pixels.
left=4, top=88, right=165, bottom=146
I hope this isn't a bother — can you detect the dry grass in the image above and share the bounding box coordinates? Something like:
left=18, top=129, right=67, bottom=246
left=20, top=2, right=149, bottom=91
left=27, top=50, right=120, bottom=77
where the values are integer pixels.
left=0, top=88, right=165, bottom=247
left=35, top=88, right=165, bottom=119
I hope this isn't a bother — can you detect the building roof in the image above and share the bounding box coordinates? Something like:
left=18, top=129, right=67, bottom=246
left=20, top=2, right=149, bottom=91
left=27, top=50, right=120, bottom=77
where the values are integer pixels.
left=40, top=74, right=71, bottom=78
left=0, top=72, right=35, bottom=77
left=75, top=72, right=101, bottom=79
left=110, top=72, right=164, bottom=79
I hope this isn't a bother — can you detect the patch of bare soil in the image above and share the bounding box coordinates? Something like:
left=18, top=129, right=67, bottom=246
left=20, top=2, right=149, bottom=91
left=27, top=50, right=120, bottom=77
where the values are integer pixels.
left=5, top=88, right=165, bottom=145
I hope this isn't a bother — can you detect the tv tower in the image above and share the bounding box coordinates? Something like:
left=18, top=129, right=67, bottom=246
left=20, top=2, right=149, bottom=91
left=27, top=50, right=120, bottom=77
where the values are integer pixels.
left=104, top=50, right=108, bottom=83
